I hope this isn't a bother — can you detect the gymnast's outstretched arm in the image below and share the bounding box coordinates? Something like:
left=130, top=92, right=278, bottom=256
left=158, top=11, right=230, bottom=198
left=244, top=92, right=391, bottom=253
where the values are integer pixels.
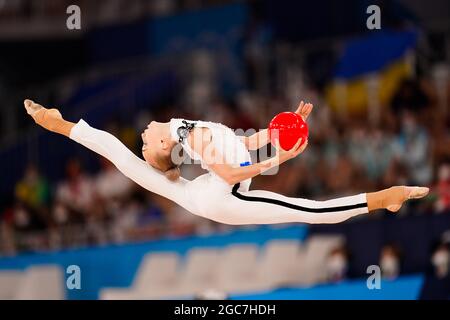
left=23, top=100, right=190, bottom=206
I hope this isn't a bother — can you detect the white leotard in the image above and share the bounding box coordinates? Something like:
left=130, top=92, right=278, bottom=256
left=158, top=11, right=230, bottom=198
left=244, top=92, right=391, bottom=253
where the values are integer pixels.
left=169, top=118, right=253, bottom=188
left=70, top=119, right=368, bottom=225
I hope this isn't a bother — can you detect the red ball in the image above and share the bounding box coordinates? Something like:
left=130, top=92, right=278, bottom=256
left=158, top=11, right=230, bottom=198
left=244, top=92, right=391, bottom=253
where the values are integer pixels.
left=268, top=112, right=309, bottom=151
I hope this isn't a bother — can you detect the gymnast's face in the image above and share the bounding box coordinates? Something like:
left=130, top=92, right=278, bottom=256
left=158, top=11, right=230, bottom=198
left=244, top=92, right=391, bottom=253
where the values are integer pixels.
left=141, top=121, right=171, bottom=168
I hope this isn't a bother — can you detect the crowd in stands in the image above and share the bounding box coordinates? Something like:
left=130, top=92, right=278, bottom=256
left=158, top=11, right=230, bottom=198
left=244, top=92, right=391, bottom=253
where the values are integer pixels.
left=323, top=233, right=450, bottom=298
left=0, top=73, right=449, bottom=257
left=0, top=1, right=449, bottom=273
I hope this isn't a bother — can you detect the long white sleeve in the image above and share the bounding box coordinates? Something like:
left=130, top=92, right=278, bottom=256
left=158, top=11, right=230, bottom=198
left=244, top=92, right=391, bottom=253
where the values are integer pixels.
left=69, top=120, right=190, bottom=206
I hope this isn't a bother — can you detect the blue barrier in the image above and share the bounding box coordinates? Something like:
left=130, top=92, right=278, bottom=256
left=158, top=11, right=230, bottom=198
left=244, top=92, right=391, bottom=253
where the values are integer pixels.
left=0, top=225, right=307, bottom=300
left=232, top=274, right=424, bottom=300
left=309, top=213, right=450, bottom=277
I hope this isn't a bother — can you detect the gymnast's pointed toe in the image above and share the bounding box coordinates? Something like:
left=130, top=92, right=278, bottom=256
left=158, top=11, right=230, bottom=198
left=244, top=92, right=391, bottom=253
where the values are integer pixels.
left=406, top=186, right=429, bottom=200
left=24, top=99, right=42, bottom=116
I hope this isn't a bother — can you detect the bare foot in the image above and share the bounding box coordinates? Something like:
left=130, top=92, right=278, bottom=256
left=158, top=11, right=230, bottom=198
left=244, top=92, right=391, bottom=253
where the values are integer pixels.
left=385, top=186, right=429, bottom=212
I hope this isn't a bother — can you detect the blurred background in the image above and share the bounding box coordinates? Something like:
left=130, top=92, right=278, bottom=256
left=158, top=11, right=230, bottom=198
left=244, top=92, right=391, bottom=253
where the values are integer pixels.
left=0, top=0, right=449, bottom=300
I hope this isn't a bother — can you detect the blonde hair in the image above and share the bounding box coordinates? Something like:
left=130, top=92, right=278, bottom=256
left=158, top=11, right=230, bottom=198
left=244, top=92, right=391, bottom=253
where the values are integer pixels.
left=152, top=148, right=181, bottom=182
left=164, top=166, right=181, bottom=181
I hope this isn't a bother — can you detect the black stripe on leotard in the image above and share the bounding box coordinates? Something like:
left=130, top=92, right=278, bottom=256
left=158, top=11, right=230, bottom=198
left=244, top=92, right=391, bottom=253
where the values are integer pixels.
left=231, top=183, right=367, bottom=213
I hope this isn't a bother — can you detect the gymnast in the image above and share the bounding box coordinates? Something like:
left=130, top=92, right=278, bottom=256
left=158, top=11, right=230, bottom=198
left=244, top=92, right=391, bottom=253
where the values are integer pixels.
left=24, top=99, right=429, bottom=225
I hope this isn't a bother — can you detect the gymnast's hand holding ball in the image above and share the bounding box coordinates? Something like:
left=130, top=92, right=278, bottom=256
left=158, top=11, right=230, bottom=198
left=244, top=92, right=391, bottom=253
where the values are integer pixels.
left=272, top=137, right=309, bottom=166
left=268, top=101, right=312, bottom=166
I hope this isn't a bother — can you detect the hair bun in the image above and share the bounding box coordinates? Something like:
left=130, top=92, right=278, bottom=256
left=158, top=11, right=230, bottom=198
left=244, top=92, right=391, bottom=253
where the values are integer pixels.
left=164, top=167, right=181, bottom=181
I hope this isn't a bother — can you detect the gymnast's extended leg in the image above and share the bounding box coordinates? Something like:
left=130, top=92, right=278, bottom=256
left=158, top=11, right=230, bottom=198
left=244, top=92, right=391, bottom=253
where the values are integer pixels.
left=24, top=100, right=194, bottom=211
left=204, top=184, right=428, bottom=225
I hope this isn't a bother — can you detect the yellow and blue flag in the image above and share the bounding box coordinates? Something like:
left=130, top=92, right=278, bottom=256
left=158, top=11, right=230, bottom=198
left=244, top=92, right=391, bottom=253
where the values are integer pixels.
left=326, top=30, right=418, bottom=114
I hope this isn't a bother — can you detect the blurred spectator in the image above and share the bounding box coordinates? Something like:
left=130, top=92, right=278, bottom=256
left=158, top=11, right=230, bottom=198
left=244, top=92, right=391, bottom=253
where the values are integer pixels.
left=110, top=193, right=143, bottom=243
left=433, top=163, right=450, bottom=213
left=0, top=219, right=16, bottom=256
left=383, top=158, right=409, bottom=188
left=15, top=164, right=50, bottom=210
left=431, top=124, right=450, bottom=165
left=325, top=156, right=357, bottom=195
left=431, top=243, right=449, bottom=279
left=420, top=242, right=450, bottom=300
left=380, top=243, right=402, bottom=280
left=56, top=159, right=95, bottom=219
left=51, top=202, right=70, bottom=226
left=95, top=158, right=133, bottom=202
left=326, top=246, right=349, bottom=283
left=348, top=126, right=397, bottom=183
left=390, top=79, right=429, bottom=115
left=9, top=200, right=47, bottom=234
left=392, top=111, right=433, bottom=185
left=12, top=202, right=32, bottom=231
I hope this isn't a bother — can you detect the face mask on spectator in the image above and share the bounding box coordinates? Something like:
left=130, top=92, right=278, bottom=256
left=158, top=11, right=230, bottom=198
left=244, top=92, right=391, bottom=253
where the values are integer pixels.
left=402, top=116, right=418, bottom=136
left=432, top=249, right=449, bottom=277
left=327, top=253, right=347, bottom=275
left=14, top=208, right=30, bottom=227
left=438, top=165, right=450, bottom=182
left=404, top=123, right=416, bottom=136
left=53, top=204, right=69, bottom=224
left=380, top=255, right=399, bottom=278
